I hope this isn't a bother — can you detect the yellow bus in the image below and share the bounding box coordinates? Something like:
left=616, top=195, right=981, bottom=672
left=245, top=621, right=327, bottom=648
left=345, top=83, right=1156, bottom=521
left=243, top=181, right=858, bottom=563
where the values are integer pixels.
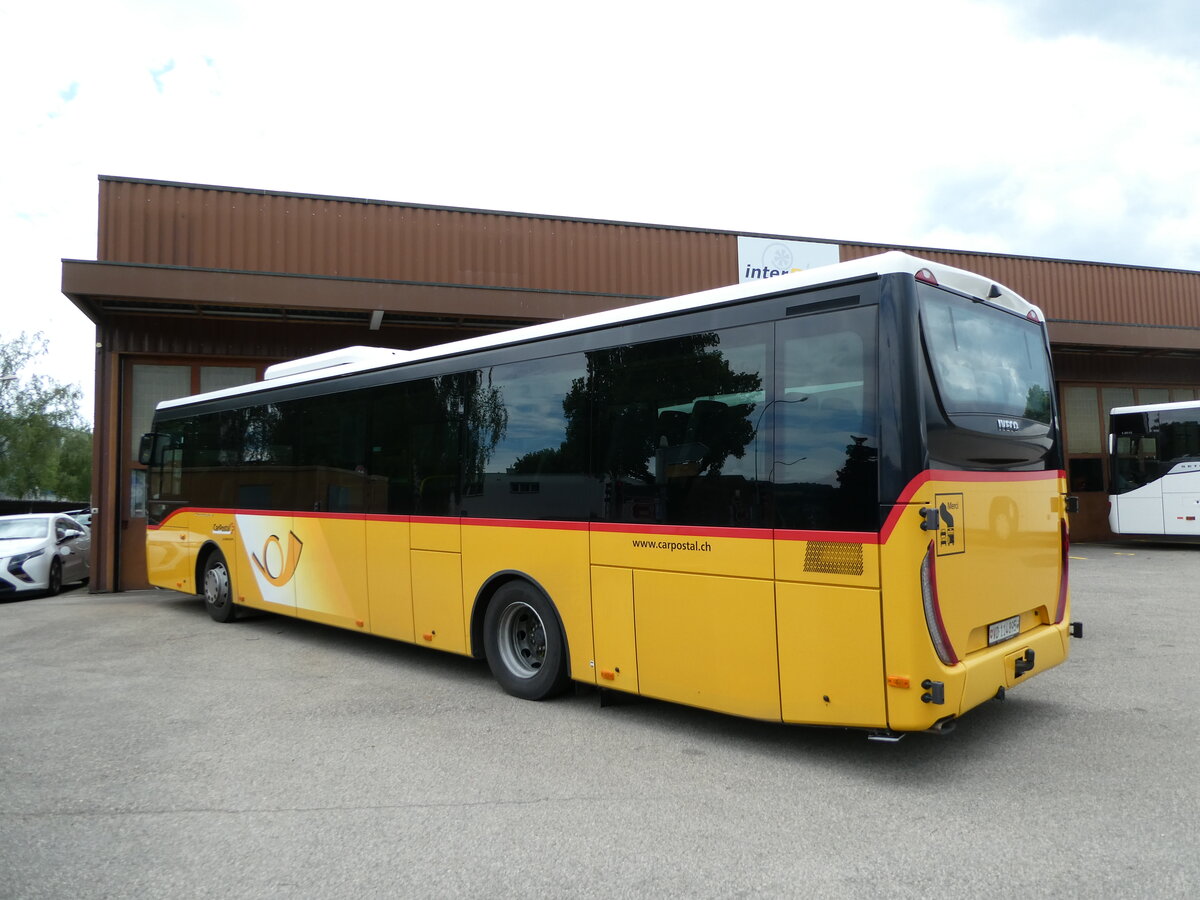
left=141, top=251, right=1079, bottom=738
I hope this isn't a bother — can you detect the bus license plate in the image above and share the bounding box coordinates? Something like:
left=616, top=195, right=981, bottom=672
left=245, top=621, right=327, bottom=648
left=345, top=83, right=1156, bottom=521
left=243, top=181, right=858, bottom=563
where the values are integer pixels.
left=988, top=615, right=1021, bottom=646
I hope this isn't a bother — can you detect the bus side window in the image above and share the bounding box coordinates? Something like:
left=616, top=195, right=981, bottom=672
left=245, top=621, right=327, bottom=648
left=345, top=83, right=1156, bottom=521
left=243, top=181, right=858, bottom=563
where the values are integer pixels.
left=773, top=308, right=878, bottom=532
left=591, top=325, right=769, bottom=528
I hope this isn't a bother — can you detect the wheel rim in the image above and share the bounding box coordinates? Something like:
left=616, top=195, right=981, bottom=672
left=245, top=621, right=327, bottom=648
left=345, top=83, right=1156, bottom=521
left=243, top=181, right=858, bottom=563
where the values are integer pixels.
left=205, top=562, right=230, bottom=609
left=49, top=561, right=61, bottom=593
left=496, top=600, right=547, bottom=679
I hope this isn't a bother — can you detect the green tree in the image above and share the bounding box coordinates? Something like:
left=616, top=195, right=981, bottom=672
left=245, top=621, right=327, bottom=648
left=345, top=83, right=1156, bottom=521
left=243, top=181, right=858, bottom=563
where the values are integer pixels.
left=0, top=333, right=92, bottom=504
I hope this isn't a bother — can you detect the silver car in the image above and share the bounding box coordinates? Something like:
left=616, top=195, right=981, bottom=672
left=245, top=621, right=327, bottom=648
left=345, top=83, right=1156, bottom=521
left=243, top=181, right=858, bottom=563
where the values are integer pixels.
left=0, top=514, right=91, bottom=597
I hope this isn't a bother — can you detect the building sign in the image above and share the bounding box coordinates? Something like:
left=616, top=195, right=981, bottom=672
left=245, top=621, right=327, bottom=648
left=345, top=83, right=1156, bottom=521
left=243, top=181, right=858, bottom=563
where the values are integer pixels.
left=737, top=236, right=840, bottom=283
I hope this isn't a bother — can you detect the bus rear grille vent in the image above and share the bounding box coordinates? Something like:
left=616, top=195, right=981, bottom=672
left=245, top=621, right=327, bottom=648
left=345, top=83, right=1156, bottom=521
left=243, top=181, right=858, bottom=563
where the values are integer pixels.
left=803, top=541, right=864, bottom=576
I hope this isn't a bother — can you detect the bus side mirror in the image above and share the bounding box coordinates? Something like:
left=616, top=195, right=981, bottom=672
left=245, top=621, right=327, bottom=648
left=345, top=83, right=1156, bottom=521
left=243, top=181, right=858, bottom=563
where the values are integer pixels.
left=138, top=433, right=168, bottom=466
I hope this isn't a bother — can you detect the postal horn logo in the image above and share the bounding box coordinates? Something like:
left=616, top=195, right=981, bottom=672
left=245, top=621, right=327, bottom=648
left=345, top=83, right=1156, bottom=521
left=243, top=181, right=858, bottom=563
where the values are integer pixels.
left=251, top=531, right=304, bottom=587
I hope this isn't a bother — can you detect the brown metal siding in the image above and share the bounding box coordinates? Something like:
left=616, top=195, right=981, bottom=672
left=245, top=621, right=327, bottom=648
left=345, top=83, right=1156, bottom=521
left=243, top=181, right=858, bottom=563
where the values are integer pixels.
left=99, top=178, right=736, bottom=300
left=840, top=243, right=1200, bottom=331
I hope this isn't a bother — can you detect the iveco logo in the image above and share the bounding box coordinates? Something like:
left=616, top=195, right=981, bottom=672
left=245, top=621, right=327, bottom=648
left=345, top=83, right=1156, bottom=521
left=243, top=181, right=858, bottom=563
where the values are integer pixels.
left=996, top=418, right=1021, bottom=433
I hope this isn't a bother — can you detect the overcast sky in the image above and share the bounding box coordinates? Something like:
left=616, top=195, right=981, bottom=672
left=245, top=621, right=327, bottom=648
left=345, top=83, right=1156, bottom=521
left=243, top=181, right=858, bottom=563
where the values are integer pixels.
left=3, top=0, right=1198, bottom=421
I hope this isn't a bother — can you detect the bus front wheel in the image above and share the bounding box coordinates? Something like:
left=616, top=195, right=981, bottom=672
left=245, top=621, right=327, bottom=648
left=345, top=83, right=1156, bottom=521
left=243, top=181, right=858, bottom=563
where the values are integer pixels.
left=202, top=551, right=237, bottom=623
left=483, top=581, right=569, bottom=701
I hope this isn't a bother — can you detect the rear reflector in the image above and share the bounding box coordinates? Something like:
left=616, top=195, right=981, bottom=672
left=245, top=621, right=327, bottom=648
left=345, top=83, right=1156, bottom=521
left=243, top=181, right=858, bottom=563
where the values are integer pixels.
left=920, top=543, right=958, bottom=666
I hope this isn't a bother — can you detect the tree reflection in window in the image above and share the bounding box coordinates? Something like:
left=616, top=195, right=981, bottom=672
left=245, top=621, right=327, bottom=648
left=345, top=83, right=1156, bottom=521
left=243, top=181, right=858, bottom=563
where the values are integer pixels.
left=575, top=327, right=768, bottom=528
left=774, top=308, right=878, bottom=532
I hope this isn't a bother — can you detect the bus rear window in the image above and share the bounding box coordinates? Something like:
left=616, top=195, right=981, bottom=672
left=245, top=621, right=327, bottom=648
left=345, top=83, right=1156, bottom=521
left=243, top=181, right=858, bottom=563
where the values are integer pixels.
left=919, top=284, right=1053, bottom=424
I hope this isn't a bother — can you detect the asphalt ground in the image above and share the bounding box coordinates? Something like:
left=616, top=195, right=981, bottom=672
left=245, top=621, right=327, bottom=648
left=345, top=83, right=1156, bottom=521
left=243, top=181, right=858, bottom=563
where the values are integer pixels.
left=1, top=544, right=1197, bottom=899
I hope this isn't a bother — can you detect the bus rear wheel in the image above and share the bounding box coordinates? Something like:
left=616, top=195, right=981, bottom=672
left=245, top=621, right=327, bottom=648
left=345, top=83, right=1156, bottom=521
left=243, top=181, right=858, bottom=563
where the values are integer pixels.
left=483, top=582, right=569, bottom=700
left=202, top=551, right=237, bottom=623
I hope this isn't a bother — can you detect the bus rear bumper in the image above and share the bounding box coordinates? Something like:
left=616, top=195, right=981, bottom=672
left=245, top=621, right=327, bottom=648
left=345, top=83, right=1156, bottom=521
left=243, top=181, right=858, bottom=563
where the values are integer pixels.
left=956, top=621, right=1070, bottom=716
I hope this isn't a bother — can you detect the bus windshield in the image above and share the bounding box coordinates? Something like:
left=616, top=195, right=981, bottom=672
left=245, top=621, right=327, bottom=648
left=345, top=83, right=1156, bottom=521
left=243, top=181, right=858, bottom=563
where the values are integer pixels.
left=919, top=284, right=1053, bottom=424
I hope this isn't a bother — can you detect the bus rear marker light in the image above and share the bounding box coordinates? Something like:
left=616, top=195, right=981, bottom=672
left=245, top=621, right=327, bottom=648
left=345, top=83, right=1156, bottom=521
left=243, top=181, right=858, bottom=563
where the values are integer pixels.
left=886, top=676, right=910, bottom=688
left=600, top=669, right=616, bottom=680
left=423, top=632, right=435, bottom=641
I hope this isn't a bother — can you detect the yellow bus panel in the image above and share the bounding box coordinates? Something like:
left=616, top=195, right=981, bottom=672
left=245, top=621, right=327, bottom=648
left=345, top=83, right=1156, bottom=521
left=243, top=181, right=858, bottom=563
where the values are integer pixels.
left=291, top=516, right=369, bottom=632
left=776, top=582, right=886, bottom=727
left=411, top=518, right=460, bottom=553
left=774, top=533, right=880, bottom=589
left=146, top=525, right=193, bottom=593
left=590, top=566, right=638, bottom=693
left=411, top=549, right=466, bottom=654
left=633, top=570, right=780, bottom=720
left=365, top=519, right=415, bottom=643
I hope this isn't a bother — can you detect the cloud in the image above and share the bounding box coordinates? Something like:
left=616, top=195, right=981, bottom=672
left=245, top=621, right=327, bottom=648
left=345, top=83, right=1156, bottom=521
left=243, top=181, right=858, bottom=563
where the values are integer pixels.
left=991, top=0, right=1200, bottom=60
left=150, top=60, right=177, bottom=94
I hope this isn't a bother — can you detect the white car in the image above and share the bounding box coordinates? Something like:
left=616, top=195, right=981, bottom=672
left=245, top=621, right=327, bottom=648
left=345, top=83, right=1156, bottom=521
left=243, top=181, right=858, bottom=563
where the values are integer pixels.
left=0, top=514, right=91, bottom=597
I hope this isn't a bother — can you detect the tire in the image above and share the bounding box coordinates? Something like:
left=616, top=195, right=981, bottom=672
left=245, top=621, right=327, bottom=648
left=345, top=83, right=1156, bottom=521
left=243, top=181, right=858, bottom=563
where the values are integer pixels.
left=202, top=551, right=237, bottom=623
left=483, top=581, right=570, bottom=701
left=47, top=558, right=62, bottom=597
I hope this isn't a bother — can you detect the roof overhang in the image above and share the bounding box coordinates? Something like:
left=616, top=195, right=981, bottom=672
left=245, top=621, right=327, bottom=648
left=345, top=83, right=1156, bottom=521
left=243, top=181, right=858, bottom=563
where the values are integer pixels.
left=61, top=260, right=653, bottom=329
left=1048, top=319, right=1200, bottom=354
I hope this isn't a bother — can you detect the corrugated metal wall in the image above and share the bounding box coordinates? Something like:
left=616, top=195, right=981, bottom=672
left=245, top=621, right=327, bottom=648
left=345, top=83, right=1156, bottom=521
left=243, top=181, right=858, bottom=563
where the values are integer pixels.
left=840, top=243, right=1200, bottom=330
left=97, top=177, right=1200, bottom=330
left=99, top=178, right=735, bottom=300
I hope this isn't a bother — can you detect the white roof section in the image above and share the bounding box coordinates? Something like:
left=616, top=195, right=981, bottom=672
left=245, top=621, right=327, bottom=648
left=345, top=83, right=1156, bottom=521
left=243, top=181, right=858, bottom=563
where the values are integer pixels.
left=1111, top=398, right=1200, bottom=416
left=158, top=251, right=1041, bottom=411
left=263, top=346, right=412, bottom=380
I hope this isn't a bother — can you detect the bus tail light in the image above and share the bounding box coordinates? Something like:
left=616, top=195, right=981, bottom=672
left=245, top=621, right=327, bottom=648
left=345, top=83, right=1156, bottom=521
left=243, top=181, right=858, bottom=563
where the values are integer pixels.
left=1055, top=519, right=1069, bottom=624
left=919, top=543, right=958, bottom=666
left=915, top=268, right=939, bottom=286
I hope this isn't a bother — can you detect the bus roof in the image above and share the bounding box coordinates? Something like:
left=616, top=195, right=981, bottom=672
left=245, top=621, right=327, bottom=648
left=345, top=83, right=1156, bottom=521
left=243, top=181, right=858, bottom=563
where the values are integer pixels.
left=1110, top=398, right=1200, bottom=416
left=158, top=250, right=1042, bottom=411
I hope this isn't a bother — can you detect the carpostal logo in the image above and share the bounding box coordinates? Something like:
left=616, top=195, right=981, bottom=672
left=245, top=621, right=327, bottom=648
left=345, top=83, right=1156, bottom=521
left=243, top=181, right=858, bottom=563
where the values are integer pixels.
left=251, top=531, right=304, bottom=587
left=744, top=242, right=799, bottom=281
